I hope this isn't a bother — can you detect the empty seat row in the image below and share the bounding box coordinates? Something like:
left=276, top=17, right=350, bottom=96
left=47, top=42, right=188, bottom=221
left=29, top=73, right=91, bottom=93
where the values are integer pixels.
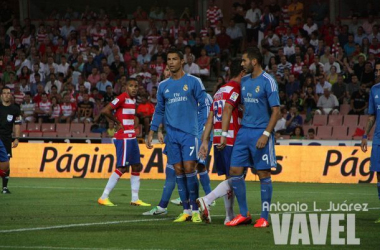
left=309, top=115, right=370, bottom=127
left=302, top=125, right=374, bottom=140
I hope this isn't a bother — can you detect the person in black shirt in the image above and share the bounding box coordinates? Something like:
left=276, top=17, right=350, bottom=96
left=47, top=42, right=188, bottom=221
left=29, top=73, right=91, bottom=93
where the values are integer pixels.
left=349, top=83, right=369, bottom=115
left=103, top=85, right=116, bottom=105
left=0, top=87, right=21, bottom=194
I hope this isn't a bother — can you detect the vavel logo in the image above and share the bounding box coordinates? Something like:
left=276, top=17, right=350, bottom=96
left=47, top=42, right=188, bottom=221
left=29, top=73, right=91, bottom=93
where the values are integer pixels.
left=270, top=201, right=364, bottom=245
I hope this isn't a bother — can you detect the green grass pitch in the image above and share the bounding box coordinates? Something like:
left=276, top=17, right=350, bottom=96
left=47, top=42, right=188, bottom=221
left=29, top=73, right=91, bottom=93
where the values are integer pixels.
left=0, top=178, right=379, bottom=250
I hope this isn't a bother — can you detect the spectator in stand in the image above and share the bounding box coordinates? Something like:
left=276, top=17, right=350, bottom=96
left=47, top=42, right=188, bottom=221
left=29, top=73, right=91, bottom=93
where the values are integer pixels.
left=277, top=55, right=292, bottom=77
left=290, top=126, right=304, bottom=139
left=57, top=55, right=69, bottom=77
left=184, top=53, right=201, bottom=77
left=274, top=107, right=287, bottom=134
left=49, top=96, right=61, bottom=124
left=13, top=83, right=25, bottom=105
left=96, top=73, right=112, bottom=96
left=60, top=18, right=75, bottom=40
left=285, top=73, right=300, bottom=98
left=331, top=75, right=347, bottom=105
left=315, top=70, right=332, bottom=95
left=303, top=86, right=318, bottom=117
left=344, top=34, right=356, bottom=57
left=20, top=92, right=35, bottom=123
left=315, top=88, right=339, bottom=115
left=49, top=85, right=62, bottom=103
left=303, top=17, right=318, bottom=36
left=60, top=94, right=76, bottom=123
left=204, top=36, right=221, bottom=76
left=326, top=65, right=339, bottom=85
left=245, top=1, right=261, bottom=45
left=35, top=92, right=52, bottom=124
left=288, top=0, right=304, bottom=27
left=137, top=47, right=151, bottom=65
left=206, top=0, right=223, bottom=28
left=346, top=74, right=360, bottom=97
left=284, top=37, right=295, bottom=58
left=309, top=55, right=324, bottom=74
left=361, top=61, right=375, bottom=86
left=44, top=73, right=62, bottom=94
left=348, top=83, right=369, bottom=115
left=309, top=0, right=328, bottom=27
left=324, top=55, right=341, bottom=74
left=136, top=94, right=155, bottom=136
left=285, top=105, right=303, bottom=134
left=103, top=85, right=115, bottom=105
left=148, top=86, right=158, bottom=106
left=306, top=128, right=317, bottom=139
left=87, top=67, right=101, bottom=88
left=260, top=5, right=277, bottom=34
left=291, top=55, right=304, bottom=77
left=133, top=6, right=148, bottom=20
left=73, top=93, right=94, bottom=123
left=369, top=38, right=380, bottom=58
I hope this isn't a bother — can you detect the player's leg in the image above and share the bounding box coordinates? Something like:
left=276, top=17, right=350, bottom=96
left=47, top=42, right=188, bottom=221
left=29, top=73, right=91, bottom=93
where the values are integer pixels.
left=197, top=140, right=212, bottom=196
left=2, top=139, right=12, bottom=194
left=252, top=132, right=276, bottom=228
left=197, top=146, right=234, bottom=223
left=0, top=140, right=10, bottom=181
left=370, top=145, right=380, bottom=223
left=173, top=162, right=193, bottom=222
left=143, top=163, right=175, bottom=215
left=98, top=138, right=125, bottom=206
left=225, top=128, right=253, bottom=226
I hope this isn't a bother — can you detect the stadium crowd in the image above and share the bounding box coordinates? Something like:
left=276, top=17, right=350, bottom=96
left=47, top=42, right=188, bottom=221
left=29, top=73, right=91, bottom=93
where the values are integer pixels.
left=0, top=0, right=379, bottom=139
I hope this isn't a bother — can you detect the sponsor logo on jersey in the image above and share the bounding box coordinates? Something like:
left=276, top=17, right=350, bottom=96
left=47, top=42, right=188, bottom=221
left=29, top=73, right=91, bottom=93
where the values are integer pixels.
left=112, top=98, right=119, bottom=105
left=230, top=92, right=239, bottom=102
left=7, top=115, right=13, bottom=122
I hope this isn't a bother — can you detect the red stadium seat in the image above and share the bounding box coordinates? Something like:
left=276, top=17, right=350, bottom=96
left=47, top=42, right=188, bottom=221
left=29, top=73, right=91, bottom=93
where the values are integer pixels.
left=27, top=123, right=41, bottom=132
left=71, top=123, right=85, bottom=137
left=84, top=123, right=94, bottom=133
left=339, top=104, right=351, bottom=115
left=20, top=123, right=27, bottom=132
left=28, top=132, right=43, bottom=137
left=316, top=126, right=333, bottom=139
left=358, top=115, right=369, bottom=128
left=41, top=123, right=56, bottom=132
left=327, top=115, right=343, bottom=126
left=42, top=132, right=57, bottom=138
left=56, top=124, right=70, bottom=133
left=348, top=126, right=364, bottom=138
left=343, top=115, right=358, bottom=127
left=331, top=126, right=349, bottom=140
left=86, top=132, right=101, bottom=138
left=312, top=115, right=328, bottom=126
left=57, top=132, right=71, bottom=138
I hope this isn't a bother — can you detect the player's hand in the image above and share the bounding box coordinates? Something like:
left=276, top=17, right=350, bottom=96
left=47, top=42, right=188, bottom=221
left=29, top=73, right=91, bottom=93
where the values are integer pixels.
left=146, top=131, right=154, bottom=149
left=198, top=141, right=209, bottom=160
left=115, top=121, right=124, bottom=131
left=256, top=135, right=269, bottom=149
left=217, top=136, right=227, bottom=150
left=12, top=139, right=19, bottom=148
left=157, top=131, right=164, bottom=144
left=361, top=138, right=367, bottom=152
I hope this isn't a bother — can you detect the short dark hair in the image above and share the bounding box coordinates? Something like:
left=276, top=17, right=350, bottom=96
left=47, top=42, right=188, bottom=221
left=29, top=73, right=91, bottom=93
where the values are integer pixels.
left=1, top=87, right=11, bottom=93
left=167, top=48, right=184, bottom=60
left=127, top=78, right=138, bottom=85
left=229, top=58, right=243, bottom=78
left=244, top=47, right=263, bottom=65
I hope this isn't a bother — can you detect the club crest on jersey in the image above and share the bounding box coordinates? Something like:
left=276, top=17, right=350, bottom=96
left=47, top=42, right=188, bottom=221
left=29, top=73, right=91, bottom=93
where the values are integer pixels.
left=7, top=115, right=13, bottom=122
left=255, top=86, right=260, bottom=93
left=183, top=84, right=188, bottom=91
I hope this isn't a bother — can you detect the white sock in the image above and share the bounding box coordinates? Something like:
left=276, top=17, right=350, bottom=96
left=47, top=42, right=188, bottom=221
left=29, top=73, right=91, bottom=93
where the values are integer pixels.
left=204, top=179, right=230, bottom=205
left=224, top=190, right=235, bottom=219
left=184, top=209, right=192, bottom=215
left=101, top=170, right=123, bottom=200
left=130, top=172, right=140, bottom=202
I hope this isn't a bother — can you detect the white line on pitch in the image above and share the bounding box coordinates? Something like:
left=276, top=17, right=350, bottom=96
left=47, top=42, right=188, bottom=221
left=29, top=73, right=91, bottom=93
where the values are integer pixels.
left=2, top=208, right=379, bottom=234
left=0, top=218, right=172, bottom=233
left=0, top=247, right=168, bottom=250
left=11, top=186, right=376, bottom=196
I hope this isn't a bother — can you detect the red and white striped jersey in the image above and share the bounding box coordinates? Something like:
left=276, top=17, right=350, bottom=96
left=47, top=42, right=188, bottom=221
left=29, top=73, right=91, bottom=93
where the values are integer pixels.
left=206, top=6, right=223, bottom=27
left=61, top=103, right=76, bottom=117
left=150, top=63, right=166, bottom=77
left=211, top=81, right=241, bottom=146
left=51, top=105, right=61, bottom=118
left=147, top=35, right=161, bottom=46
left=36, top=33, right=48, bottom=44
left=110, top=92, right=136, bottom=139
left=36, top=101, right=52, bottom=115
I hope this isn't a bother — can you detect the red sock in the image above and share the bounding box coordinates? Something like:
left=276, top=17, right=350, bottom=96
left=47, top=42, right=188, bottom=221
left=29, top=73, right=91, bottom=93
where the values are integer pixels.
left=0, top=169, right=6, bottom=178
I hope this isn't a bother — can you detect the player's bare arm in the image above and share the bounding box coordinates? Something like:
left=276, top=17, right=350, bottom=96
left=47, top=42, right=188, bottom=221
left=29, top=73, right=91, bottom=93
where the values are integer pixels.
left=256, top=106, right=281, bottom=149
left=157, top=124, right=164, bottom=144
left=12, top=124, right=20, bottom=148
left=100, top=104, right=123, bottom=131
left=361, top=115, right=375, bottom=152
left=217, top=103, right=234, bottom=150
left=199, top=111, right=213, bottom=159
